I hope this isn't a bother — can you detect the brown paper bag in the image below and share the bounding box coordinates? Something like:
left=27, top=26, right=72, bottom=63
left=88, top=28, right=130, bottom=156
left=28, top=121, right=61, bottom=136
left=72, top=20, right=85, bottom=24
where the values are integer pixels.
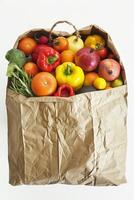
left=6, top=23, right=127, bottom=186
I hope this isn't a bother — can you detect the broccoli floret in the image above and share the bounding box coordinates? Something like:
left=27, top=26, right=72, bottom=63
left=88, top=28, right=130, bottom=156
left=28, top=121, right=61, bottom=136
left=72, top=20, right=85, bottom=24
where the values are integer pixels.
left=5, top=48, right=27, bottom=68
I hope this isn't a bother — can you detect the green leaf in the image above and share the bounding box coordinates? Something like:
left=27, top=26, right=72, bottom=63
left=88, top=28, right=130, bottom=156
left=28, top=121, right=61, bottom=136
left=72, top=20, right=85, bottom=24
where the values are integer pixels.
left=7, top=62, right=34, bottom=97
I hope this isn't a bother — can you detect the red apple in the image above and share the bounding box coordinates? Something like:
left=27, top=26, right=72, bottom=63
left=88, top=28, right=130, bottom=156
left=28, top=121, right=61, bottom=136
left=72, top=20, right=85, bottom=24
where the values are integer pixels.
left=75, top=47, right=100, bottom=72
left=98, top=59, right=121, bottom=81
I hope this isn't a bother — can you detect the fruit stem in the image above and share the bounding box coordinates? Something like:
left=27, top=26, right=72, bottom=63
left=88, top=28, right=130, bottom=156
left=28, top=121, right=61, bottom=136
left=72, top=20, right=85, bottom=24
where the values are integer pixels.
left=47, top=55, right=58, bottom=64
left=74, top=37, right=78, bottom=42
left=95, top=43, right=101, bottom=50
left=64, top=64, right=72, bottom=75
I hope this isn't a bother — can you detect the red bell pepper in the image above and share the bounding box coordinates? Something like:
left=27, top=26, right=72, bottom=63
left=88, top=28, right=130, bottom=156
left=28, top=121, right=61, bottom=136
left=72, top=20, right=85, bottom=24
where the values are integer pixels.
left=54, top=84, right=75, bottom=97
left=32, top=44, right=48, bottom=62
left=37, top=46, right=61, bottom=72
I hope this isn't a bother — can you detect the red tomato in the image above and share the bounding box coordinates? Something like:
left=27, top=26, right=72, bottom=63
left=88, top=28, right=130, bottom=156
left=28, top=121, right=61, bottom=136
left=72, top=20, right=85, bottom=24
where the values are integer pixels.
left=97, top=47, right=108, bottom=59
left=53, top=37, right=68, bottom=52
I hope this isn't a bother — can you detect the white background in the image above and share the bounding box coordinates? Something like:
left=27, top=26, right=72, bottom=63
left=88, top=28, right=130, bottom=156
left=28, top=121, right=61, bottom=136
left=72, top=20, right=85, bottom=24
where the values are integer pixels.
left=0, top=0, right=134, bottom=199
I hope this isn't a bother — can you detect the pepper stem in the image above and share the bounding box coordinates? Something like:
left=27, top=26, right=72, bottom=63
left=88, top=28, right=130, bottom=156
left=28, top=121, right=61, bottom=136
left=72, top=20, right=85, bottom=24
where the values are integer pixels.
left=64, top=64, right=72, bottom=75
left=47, top=55, right=58, bottom=64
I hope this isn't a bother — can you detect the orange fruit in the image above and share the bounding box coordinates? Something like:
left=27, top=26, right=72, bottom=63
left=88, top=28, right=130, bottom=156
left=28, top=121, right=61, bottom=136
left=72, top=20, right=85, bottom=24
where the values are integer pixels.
left=84, top=72, right=99, bottom=86
left=31, top=72, right=57, bottom=96
left=61, top=50, right=75, bottom=63
left=18, top=37, right=37, bottom=55
left=24, top=62, right=39, bottom=77
left=53, top=37, right=68, bottom=52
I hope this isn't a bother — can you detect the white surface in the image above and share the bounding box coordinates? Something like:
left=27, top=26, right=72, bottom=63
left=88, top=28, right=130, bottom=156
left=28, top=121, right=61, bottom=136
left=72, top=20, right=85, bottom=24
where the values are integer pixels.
left=0, top=0, right=134, bottom=199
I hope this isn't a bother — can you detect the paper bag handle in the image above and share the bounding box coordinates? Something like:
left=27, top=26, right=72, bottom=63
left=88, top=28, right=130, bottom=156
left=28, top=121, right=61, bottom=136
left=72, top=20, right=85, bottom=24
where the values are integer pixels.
left=49, top=20, right=80, bottom=42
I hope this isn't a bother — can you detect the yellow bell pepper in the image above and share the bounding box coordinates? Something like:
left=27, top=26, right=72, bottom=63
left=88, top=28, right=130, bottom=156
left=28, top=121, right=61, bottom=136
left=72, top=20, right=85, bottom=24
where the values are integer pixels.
left=55, top=62, right=84, bottom=90
left=85, top=34, right=105, bottom=49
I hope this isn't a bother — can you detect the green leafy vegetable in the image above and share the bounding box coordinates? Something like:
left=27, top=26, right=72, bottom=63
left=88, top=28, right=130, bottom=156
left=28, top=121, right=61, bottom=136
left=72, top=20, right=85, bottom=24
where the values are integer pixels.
left=6, top=63, right=16, bottom=77
left=7, top=63, right=34, bottom=97
left=5, top=48, right=27, bottom=68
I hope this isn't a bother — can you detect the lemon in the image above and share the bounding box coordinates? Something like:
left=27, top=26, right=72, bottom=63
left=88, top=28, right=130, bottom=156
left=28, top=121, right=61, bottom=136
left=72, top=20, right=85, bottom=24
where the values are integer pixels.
left=93, top=77, right=106, bottom=90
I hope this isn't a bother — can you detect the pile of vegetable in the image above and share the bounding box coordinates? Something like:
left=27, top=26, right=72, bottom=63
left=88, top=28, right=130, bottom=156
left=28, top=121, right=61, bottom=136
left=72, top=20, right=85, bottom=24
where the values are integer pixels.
left=6, top=28, right=124, bottom=97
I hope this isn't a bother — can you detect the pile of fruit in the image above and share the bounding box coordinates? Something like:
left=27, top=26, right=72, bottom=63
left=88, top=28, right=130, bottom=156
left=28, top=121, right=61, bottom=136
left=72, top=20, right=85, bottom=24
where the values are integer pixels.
left=6, top=31, right=124, bottom=97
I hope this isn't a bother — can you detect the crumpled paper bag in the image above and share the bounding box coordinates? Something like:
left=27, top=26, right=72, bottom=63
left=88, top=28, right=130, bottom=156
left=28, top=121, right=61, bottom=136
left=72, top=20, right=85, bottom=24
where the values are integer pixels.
left=6, top=24, right=127, bottom=186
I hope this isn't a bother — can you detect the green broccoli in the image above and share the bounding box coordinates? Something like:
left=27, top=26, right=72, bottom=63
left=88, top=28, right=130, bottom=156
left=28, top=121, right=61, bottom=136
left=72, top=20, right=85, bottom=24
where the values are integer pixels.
left=6, top=49, right=33, bottom=97
left=5, top=48, right=27, bottom=68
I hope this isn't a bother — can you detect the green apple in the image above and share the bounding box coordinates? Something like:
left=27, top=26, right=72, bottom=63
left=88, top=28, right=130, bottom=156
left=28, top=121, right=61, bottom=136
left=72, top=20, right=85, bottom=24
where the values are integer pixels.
left=67, top=36, right=84, bottom=53
left=111, top=78, right=123, bottom=87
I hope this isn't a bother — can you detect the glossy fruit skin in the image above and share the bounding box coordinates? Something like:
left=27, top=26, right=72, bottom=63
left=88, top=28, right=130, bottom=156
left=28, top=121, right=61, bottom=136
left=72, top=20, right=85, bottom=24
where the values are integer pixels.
left=98, top=59, right=121, bottom=81
left=32, top=44, right=48, bottom=62
left=93, top=77, right=106, bottom=90
left=55, top=62, right=84, bottom=90
left=111, top=78, right=123, bottom=87
left=18, top=37, right=37, bottom=55
left=67, top=36, right=84, bottom=53
left=97, top=47, right=108, bottom=59
left=37, top=46, right=61, bottom=72
left=53, top=37, right=68, bottom=52
left=31, top=72, right=57, bottom=96
left=75, top=47, right=100, bottom=72
left=61, top=50, right=75, bottom=63
left=85, top=34, right=105, bottom=49
left=54, top=84, right=74, bottom=97
left=24, top=62, right=39, bottom=77
left=84, top=72, right=99, bottom=86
